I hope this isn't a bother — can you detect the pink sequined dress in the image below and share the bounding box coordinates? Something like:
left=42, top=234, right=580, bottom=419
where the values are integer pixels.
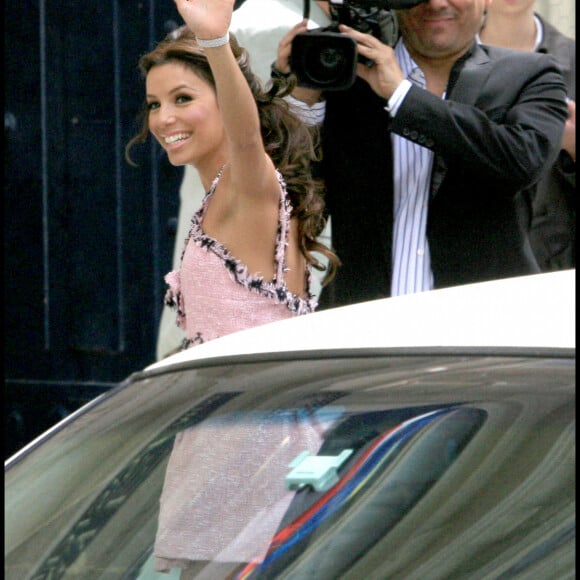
left=155, top=170, right=324, bottom=574
left=164, top=166, right=317, bottom=350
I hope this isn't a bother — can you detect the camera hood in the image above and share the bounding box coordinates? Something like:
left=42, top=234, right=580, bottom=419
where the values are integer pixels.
left=291, top=29, right=358, bottom=91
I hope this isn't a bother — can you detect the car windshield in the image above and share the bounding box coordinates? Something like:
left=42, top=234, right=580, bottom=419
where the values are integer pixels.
left=5, top=354, right=575, bottom=579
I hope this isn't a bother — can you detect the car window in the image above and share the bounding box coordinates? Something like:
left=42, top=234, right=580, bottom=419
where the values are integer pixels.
left=5, top=355, right=574, bottom=579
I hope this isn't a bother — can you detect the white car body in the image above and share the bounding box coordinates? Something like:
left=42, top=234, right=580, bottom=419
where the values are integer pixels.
left=148, top=269, right=575, bottom=370
left=5, top=271, right=575, bottom=580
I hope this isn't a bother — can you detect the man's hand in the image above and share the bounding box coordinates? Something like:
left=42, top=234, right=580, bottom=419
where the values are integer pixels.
left=338, top=24, right=404, bottom=100
left=276, top=19, right=322, bottom=106
left=562, top=99, right=575, bottom=163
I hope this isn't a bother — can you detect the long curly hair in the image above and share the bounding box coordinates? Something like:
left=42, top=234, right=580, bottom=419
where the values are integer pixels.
left=125, top=26, right=339, bottom=286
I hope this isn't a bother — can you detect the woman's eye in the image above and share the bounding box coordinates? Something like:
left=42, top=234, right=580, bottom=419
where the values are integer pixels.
left=147, top=102, right=159, bottom=111
left=176, top=95, right=193, bottom=104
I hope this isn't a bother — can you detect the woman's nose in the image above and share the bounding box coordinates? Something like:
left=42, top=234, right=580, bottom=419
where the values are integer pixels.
left=158, top=104, right=177, bottom=126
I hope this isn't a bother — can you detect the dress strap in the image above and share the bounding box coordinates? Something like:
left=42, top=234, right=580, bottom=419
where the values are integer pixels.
left=273, top=170, right=292, bottom=285
left=179, top=165, right=226, bottom=266
left=200, top=164, right=226, bottom=215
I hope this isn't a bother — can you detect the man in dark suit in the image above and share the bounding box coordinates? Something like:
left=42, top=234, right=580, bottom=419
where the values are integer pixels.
left=274, top=0, right=568, bottom=308
left=479, top=0, right=575, bottom=272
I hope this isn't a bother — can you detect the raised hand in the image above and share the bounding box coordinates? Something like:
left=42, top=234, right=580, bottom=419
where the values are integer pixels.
left=173, top=0, right=234, bottom=42
left=338, top=24, right=404, bottom=100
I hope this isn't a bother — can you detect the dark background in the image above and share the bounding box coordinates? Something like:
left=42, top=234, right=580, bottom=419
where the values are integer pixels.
left=5, top=1, right=185, bottom=458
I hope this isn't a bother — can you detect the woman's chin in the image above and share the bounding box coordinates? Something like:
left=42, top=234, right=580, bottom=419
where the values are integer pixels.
left=166, top=150, right=192, bottom=167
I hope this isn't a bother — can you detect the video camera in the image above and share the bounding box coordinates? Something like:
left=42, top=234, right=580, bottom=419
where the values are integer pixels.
left=290, top=0, right=427, bottom=91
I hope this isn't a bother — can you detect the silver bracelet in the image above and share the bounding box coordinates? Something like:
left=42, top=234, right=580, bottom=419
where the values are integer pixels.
left=197, top=32, right=230, bottom=48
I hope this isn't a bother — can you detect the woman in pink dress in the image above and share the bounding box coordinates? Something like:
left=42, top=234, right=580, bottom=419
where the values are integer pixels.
left=126, top=0, right=339, bottom=351
left=125, top=1, right=341, bottom=576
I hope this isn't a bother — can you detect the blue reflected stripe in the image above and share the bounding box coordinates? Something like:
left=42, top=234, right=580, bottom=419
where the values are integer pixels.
left=246, top=407, right=453, bottom=577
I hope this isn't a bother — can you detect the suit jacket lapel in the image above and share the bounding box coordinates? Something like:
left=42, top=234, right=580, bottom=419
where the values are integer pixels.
left=447, top=45, right=491, bottom=105
left=430, top=45, right=491, bottom=199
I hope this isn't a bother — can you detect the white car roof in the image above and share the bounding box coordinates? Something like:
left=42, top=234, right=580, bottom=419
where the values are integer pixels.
left=148, top=270, right=575, bottom=371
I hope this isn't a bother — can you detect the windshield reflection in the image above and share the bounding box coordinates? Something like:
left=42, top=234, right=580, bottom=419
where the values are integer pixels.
left=5, top=355, right=574, bottom=580
left=152, top=398, right=485, bottom=578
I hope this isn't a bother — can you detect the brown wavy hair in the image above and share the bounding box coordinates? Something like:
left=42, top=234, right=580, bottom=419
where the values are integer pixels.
left=125, top=25, right=339, bottom=286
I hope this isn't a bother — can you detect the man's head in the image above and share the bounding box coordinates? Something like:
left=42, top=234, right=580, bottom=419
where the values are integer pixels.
left=396, top=0, right=492, bottom=63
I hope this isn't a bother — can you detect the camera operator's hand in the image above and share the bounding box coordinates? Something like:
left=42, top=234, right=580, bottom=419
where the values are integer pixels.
left=276, top=20, right=323, bottom=107
left=339, top=24, right=404, bottom=100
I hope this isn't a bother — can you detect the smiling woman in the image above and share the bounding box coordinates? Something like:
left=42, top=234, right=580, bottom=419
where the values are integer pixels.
left=125, top=0, right=339, bottom=353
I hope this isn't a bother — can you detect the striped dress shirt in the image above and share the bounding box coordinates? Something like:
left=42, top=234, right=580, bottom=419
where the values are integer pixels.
left=387, top=39, right=439, bottom=296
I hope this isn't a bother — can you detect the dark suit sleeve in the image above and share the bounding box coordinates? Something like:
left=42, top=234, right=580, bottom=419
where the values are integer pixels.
left=389, top=50, right=569, bottom=190
left=555, top=150, right=576, bottom=189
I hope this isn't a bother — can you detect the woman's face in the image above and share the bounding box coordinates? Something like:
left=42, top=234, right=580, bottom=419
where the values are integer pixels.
left=146, top=61, right=226, bottom=167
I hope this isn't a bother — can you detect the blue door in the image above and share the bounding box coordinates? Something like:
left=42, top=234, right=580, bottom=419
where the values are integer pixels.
left=4, top=1, right=184, bottom=457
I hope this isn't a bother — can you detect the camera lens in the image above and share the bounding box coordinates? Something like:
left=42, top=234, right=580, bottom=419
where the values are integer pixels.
left=320, top=47, right=344, bottom=68
left=291, top=31, right=358, bottom=91
left=305, top=46, right=348, bottom=85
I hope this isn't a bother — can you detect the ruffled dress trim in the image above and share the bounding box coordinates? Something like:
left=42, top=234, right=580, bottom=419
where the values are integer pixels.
left=164, top=167, right=317, bottom=342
